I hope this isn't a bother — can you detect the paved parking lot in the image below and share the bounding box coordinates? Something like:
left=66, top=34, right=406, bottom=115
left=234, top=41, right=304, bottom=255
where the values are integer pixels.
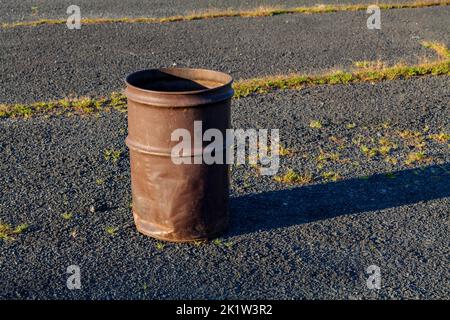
left=0, top=1, right=449, bottom=299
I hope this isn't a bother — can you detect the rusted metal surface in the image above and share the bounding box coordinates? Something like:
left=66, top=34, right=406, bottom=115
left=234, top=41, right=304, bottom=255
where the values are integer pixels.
left=125, top=68, right=233, bottom=242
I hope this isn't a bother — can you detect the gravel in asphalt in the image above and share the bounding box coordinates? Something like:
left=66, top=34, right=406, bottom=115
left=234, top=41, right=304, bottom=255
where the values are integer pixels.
left=0, top=76, right=448, bottom=299
left=0, top=0, right=420, bottom=23
left=1, top=7, right=449, bottom=104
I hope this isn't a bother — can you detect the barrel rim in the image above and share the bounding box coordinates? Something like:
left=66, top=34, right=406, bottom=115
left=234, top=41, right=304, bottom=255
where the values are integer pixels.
left=125, top=67, right=233, bottom=96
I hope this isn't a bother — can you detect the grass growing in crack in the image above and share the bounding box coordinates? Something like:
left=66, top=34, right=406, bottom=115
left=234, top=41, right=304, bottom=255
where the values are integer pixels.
left=155, top=242, right=165, bottom=250
left=61, top=212, right=73, bottom=220
left=274, top=169, right=313, bottom=185
left=2, top=104, right=33, bottom=118
left=58, top=99, right=71, bottom=108
left=326, top=71, right=354, bottom=84
left=354, top=61, right=371, bottom=69
left=2, top=42, right=448, bottom=119
left=74, top=98, right=96, bottom=113
left=104, top=149, right=122, bottom=163
left=353, top=60, right=387, bottom=70
left=3, top=1, right=449, bottom=28
left=0, top=92, right=126, bottom=119
left=421, top=41, right=450, bottom=59
left=0, top=222, right=29, bottom=240
left=233, top=59, right=449, bottom=97
left=110, top=92, right=127, bottom=112
left=105, top=226, right=119, bottom=236
left=233, top=44, right=450, bottom=98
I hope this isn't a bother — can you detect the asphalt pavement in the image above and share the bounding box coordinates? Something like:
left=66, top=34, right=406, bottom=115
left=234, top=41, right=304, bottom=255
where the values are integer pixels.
left=1, top=0, right=418, bottom=22
left=0, top=76, right=448, bottom=299
left=1, top=7, right=449, bottom=104
left=0, top=0, right=448, bottom=300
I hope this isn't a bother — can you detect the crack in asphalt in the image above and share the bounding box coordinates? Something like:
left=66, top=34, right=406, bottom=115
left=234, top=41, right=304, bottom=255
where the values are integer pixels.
left=3, top=1, right=449, bottom=29
left=1, top=7, right=448, bottom=104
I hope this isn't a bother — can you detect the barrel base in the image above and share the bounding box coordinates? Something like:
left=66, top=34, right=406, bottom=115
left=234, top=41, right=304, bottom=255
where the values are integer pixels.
left=133, top=211, right=228, bottom=243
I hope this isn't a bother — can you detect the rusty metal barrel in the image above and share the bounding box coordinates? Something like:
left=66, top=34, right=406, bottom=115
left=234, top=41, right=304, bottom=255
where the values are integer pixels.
left=124, top=68, right=233, bottom=242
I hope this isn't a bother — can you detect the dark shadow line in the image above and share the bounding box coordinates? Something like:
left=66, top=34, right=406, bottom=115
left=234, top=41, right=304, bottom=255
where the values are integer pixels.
left=228, top=163, right=450, bottom=236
